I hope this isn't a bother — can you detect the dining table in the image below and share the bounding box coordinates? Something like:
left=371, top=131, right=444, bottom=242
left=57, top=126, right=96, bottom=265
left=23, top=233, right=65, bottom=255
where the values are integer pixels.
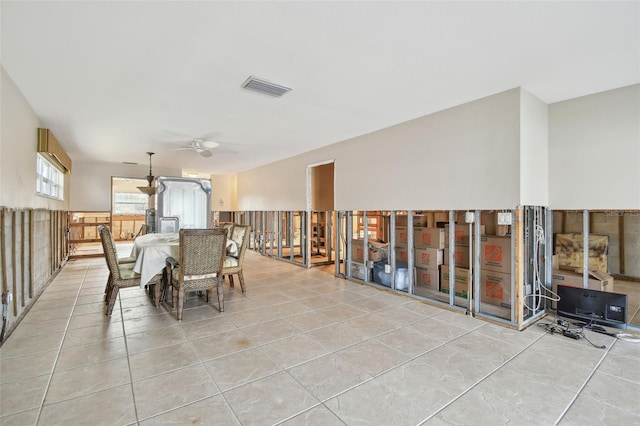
left=130, top=231, right=239, bottom=288
left=130, top=232, right=180, bottom=287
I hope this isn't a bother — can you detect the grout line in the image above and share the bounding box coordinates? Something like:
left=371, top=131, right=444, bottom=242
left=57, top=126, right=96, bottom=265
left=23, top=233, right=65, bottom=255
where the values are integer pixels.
left=119, top=288, right=142, bottom=425
left=34, top=262, right=89, bottom=426
left=552, top=339, right=616, bottom=426
left=416, top=329, right=548, bottom=425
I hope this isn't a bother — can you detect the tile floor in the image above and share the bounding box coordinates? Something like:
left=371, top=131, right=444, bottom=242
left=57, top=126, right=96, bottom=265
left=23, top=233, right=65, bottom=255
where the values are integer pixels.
left=1, top=251, right=639, bottom=425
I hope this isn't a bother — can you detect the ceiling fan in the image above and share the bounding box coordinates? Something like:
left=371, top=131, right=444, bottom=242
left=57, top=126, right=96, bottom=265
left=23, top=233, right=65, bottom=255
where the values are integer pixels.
left=174, top=139, right=220, bottom=158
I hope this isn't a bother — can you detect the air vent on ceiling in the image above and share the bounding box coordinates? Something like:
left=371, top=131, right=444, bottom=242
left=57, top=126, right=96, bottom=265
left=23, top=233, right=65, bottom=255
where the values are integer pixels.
left=241, top=76, right=292, bottom=97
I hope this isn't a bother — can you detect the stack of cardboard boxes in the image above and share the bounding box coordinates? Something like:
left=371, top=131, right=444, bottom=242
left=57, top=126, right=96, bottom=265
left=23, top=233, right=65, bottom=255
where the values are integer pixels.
left=478, top=235, right=512, bottom=308
left=394, top=215, right=445, bottom=295
left=394, top=215, right=428, bottom=271
left=413, top=227, right=445, bottom=296
left=439, top=221, right=512, bottom=309
left=354, top=213, right=514, bottom=310
left=350, top=239, right=389, bottom=281
left=440, top=224, right=481, bottom=298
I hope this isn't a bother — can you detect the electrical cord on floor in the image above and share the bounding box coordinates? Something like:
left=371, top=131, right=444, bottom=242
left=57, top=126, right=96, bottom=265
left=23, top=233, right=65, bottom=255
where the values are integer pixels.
left=537, top=315, right=606, bottom=349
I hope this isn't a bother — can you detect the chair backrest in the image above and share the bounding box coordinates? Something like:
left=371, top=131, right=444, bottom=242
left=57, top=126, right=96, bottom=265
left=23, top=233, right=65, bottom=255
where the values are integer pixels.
left=230, top=224, right=251, bottom=264
left=178, top=229, right=227, bottom=279
left=98, top=225, right=122, bottom=279
left=135, top=223, right=147, bottom=238
left=221, top=222, right=235, bottom=240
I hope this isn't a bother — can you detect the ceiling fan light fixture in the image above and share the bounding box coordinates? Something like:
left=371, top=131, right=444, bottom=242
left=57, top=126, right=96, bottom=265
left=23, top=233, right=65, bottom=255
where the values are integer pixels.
left=241, top=76, right=292, bottom=97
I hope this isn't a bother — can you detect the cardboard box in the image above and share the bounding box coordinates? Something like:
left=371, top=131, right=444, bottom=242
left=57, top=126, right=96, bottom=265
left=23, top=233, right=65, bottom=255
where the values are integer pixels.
left=415, top=247, right=444, bottom=269
left=555, top=233, right=609, bottom=272
left=443, top=245, right=472, bottom=268
left=414, top=227, right=446, bottom=249
left=552, top=269, right=614, bottom=293
left=440, top=265, right=471, bottom=298
left=395, top=246, right=409, bottom=263
left=352, top=239, right=389, bottom=263
left=414, top=266, right=440, bottom=294
left=444, top=224, right=486, bottom=246
left=551, top=269, right=614, bottom=309
left=350, top=261, right=371, bottom=281
left=395, top=227, right=409, bottom=245
left=480, top=236, right=512, bottom=274
left=396, top=215, right=428, bottom=228
left=480, top=270, right=511, bottom=308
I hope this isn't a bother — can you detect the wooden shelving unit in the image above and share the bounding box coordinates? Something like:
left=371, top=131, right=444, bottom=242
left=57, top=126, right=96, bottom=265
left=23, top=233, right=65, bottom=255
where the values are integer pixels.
left=311, top=211, right=327, bottom=256
left=355, top=211, right=384, bottom=240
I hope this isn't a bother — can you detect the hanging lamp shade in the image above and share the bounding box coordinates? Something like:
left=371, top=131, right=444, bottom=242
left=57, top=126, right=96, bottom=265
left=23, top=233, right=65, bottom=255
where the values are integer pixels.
left=137, top=152, right=156, bottom=195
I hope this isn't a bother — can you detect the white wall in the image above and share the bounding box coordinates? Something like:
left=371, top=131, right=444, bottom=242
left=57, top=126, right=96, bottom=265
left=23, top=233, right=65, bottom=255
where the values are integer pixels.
left=210, top=174, right=237, bottom=211
left=520, top=89, right=549, bottom=206
left=69, top=161, right=181, bottom=211
left=238, top=88, right=522, bottom=211
left=1, top=66, right=69, bottom=209
left=549, top=84, right=640, bottom=209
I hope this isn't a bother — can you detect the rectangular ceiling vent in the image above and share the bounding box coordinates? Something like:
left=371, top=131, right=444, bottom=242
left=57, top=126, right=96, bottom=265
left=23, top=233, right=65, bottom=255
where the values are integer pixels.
left=242, top=76, right=292, bottom=97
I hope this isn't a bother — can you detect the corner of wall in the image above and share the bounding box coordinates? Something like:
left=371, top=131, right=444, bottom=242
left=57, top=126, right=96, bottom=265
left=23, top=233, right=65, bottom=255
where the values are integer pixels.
left=519, top=88, right=549, bottom=207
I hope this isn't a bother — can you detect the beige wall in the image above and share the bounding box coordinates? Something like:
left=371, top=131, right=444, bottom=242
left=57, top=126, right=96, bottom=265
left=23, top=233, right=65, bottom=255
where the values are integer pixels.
left=70, top=161, right=181, bottom=211
left=1, top=66, right=69, bottom=209
left=211, top=174, right=238, bottom=211
left=238, top=88, right=522, bottom=211
left=549, top=84, right=640, bottom=209
left=520, top=89, right=549, bottom=206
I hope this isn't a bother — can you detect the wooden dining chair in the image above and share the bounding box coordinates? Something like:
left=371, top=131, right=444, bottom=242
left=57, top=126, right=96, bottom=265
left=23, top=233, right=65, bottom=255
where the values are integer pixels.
left=166, top=229, right=227, bottom=320
left=223, top=224, right=251, bottom=293
left=221, top=222, right=235, bottom=240
left=99, top=225, right=163, bottom=310
left=99, top=225, right=161, bottom=314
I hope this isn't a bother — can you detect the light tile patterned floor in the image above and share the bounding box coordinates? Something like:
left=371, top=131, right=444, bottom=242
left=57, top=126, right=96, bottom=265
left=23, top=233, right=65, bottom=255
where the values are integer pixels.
left=1, top=252, right=639, bottom=425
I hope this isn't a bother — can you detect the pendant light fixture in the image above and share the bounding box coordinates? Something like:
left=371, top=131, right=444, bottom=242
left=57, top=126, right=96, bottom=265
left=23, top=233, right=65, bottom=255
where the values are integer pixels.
left=137, top=152, right=156, bottom=195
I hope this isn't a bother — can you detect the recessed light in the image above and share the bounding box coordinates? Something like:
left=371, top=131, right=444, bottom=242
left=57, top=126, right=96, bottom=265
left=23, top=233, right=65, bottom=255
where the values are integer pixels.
left=123, top=161, right=137, bottom=165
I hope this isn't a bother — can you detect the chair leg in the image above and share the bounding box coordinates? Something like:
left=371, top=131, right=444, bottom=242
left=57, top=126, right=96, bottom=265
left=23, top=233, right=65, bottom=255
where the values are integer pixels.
left=238, top=271, right=246, bottom=293
left=229, top=275, right=234, bottom=288
left=153, top=281, right=161, bottom=308
left=172, top=286, right=178, bottom=309
left=217, top=282, right=224, bottom=312
left=177, top=288, right=185, bottom=321
left=104, top=274, right=113, bottom=304
left=106, top=286, right=119, bottom=316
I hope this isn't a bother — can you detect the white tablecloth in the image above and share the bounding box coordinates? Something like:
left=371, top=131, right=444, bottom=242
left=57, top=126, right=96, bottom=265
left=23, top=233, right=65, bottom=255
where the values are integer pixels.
left=130, top=232, right=238, bottom=287
left=130, top=233, right=180, bottom=287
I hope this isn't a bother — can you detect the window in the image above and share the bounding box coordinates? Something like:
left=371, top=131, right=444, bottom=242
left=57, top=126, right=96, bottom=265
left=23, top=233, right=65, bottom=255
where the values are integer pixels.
left=36, top=154, right=64, bottom=200
left=113, top=192, right=148, bottom=215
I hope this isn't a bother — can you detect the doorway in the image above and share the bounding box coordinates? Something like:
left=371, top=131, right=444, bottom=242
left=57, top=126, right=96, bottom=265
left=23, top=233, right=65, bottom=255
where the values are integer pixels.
left=307, top=161, right=335, bottom=266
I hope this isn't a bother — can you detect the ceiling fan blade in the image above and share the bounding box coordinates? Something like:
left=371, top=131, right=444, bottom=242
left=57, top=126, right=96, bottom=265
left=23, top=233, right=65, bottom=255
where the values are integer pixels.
left=200, top=140, right=219, bottom=149
left=199, top=149, right=213, bottom=158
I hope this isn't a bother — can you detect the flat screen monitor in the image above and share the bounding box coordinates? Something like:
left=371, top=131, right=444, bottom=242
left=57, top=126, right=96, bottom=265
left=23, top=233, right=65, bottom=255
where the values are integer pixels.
left=556, top=285, right=627, bottom=329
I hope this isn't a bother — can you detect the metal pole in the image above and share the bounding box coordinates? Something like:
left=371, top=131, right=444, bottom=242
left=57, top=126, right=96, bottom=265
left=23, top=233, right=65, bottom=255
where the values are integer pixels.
left=473, top=209, right=481, bottom=316
left=449, top=210, right=456, bottom=306
left=583, top=209, right=589, bottom=288
left=389, top=211, right=396, bottom=290
left=406, top=210, right=414, bottom=294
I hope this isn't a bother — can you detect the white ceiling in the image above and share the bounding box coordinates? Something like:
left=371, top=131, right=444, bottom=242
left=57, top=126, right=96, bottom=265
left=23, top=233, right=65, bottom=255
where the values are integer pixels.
left=2, top=1, right=638, bottom=175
